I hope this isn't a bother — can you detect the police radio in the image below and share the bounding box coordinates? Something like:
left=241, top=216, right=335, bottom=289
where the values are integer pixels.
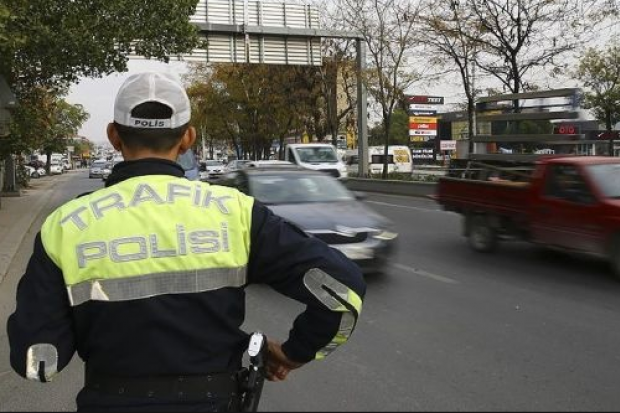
left=240, top=332, right=268, bottom=412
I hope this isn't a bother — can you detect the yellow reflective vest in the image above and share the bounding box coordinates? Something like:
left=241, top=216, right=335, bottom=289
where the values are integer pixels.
left=41, top=175, right=254, bottom=306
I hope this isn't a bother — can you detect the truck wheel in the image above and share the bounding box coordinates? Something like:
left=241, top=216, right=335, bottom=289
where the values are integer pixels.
left=468, top=215, right=497, bottom=253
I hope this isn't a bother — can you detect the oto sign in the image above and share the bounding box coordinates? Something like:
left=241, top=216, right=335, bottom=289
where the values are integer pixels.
left=553, top=124, right=581, bottom=135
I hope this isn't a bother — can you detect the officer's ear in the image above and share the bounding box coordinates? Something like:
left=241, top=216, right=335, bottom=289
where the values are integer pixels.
left=107, top=123, right=123, bottom=151
left=179, top=126, right=196, bottom=153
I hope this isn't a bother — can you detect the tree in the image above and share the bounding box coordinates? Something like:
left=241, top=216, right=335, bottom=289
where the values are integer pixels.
left=420, top=0, right=484, bottom=150
left=330, top=0, right=422, bottom=178
left=1, top=0, right=201, bottom=89
left=0, top=0, right=200, bottom=196
left=574, top=42, right=620, bottom=133
left=316, top=41, right=358, bottom=148
left=368, top=109, right=409, bottom=146
left=467, top=0, right=596, bottom=95
left=185, top=64, right=314, bottom=161
left=41, top=100, right=89, bottom=174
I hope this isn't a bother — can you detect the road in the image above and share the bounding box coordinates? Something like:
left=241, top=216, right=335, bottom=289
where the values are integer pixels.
left=1, top=170, right=620, bottom=411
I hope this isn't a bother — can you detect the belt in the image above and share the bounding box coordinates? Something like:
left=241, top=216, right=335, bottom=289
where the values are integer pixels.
left=85, top=372, right=241, bottom=400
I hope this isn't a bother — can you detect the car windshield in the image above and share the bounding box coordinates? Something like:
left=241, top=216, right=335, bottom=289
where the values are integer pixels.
left=91, top=161, right=107, bottom=167
left=585, top=163, right=620, bottom=198
left=206, top=160, right=223, bottom=167
left=248, top=173, right=354, bottom=204
left=295, top=147, right=338, bottom=163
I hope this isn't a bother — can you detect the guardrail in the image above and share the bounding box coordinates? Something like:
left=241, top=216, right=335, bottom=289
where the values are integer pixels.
left=342, top=178, right=438, bottom=198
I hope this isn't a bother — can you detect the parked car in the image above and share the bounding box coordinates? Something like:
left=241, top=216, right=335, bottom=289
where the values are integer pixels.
left=200, top=159, right=226, bottom=181
left=50, top=162, right=64, bottom=175
left=61, top=158, right=72, bottom=171
left=218, top=167, right=398, bottom=274
left=23, top=165, right=42, bottom=178
left=89, top=159, right=108, bottom=179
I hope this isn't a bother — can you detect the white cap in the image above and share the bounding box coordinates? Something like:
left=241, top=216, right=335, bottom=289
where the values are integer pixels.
left=114, top=72, right=191, bottom=129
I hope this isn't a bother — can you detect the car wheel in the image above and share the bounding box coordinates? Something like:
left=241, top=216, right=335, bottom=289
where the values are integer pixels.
left=467, top=214, right=497, bottom=253
left=32, top=172, right=40, bottom=178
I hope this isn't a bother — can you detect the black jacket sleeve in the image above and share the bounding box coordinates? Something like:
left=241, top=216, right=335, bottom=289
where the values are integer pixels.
left=247, top=201, right=366, bottom=364
left=7, top=233, right=76, bottom=381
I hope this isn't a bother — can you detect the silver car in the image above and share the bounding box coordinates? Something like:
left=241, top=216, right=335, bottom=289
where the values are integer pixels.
left=219, top=167, right=398, bottom=274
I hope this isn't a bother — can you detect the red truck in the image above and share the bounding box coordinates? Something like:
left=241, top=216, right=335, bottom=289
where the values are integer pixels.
left=433, top=156, right=620, bottom=278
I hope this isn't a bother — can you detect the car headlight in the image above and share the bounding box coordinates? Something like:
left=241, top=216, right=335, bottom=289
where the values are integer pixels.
left=372, top=230, right=398, bottom=241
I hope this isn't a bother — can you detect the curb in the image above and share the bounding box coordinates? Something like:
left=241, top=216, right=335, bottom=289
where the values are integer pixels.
left=0, top=176, right=61, bottom=283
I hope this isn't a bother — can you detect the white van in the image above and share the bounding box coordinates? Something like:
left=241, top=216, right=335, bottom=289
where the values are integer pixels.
left=284, top=143, right=348, bottom=179
left=368, top=145, right=413, bottom=175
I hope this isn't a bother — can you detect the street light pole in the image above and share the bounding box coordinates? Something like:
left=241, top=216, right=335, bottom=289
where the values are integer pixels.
left=356, top=38, right=369, bottom=178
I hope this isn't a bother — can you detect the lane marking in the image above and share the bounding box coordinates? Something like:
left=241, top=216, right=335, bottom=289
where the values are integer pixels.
left=391, top=263, right=460, bottom=284
left=366, top=200, right=443, bottom=212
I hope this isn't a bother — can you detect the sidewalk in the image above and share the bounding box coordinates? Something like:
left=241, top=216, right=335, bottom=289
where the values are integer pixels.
left=0, top=175, right=61, bottom=282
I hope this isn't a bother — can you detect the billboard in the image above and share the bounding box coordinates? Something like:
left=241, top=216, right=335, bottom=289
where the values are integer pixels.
left=186, top=0, right=322, bottom=66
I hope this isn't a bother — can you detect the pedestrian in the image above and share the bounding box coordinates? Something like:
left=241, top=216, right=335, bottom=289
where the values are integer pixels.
left=7, top=71, right=366, bottom=412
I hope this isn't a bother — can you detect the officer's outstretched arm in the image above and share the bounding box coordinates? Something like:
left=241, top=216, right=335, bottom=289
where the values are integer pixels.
left=7, top=234, right=76, bottom=382
left=247, top=202, right=366, bottom=365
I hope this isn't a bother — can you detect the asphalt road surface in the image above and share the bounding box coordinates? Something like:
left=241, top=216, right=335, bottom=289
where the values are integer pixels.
left=1, top=170, right=619, bottom=411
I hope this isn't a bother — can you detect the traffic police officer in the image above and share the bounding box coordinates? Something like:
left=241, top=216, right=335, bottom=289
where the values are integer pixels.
left=7, top=72, right=366, bottom=411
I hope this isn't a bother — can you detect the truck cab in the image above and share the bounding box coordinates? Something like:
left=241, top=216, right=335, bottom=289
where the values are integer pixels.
left=284, top=143, right=348, bottom=179
left=527, top=157, right=617, bottom=257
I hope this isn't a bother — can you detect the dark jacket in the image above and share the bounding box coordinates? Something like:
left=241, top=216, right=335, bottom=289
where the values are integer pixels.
left=7, top=158, right=366, bottom=410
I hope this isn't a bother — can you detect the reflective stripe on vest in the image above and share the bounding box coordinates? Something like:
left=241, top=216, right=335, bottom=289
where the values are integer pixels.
left=41, top=175, right=254, bottom=306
